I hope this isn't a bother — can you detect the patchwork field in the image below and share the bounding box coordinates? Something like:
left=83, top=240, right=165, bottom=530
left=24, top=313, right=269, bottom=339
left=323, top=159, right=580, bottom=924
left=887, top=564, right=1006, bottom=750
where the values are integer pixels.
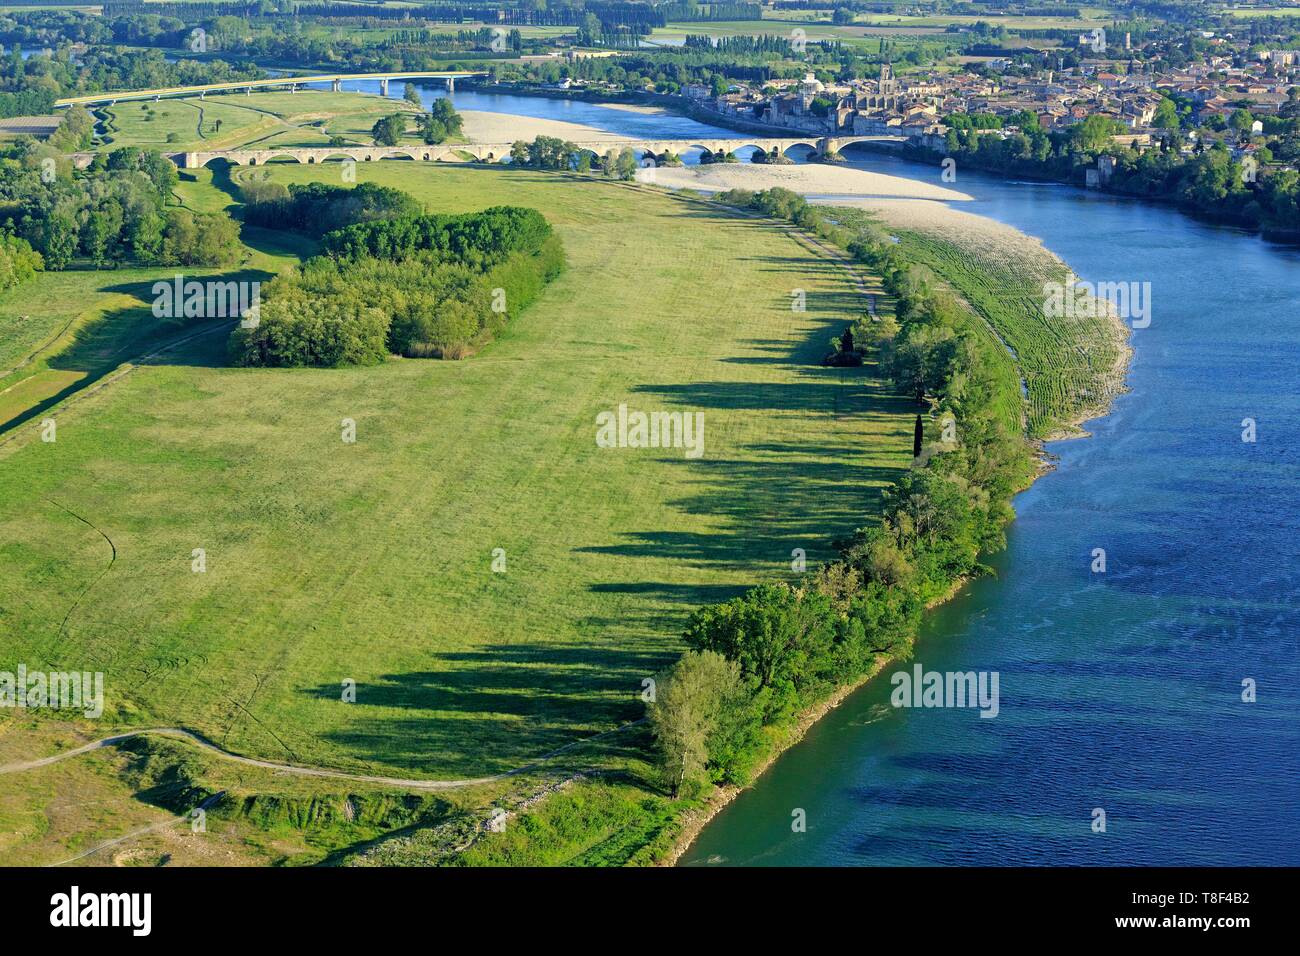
left=0, top=163, right=913, bottom=807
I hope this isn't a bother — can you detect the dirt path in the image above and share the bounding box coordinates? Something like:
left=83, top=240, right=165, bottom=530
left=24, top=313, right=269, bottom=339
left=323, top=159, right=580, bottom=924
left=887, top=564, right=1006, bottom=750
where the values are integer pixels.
left=0, top=721, right=645, bottom=792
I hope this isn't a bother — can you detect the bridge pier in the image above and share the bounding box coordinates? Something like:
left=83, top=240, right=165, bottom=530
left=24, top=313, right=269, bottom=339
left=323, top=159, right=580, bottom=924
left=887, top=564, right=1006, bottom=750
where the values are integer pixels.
left=290, top=84, right=297, bottom=95
left=446, top=76, right=455, bottom=93
left=141, top=136, right=871, bottom=172
left=332, top=78, right=342, bottom=93
left=380, top=78, right=389, bottom=97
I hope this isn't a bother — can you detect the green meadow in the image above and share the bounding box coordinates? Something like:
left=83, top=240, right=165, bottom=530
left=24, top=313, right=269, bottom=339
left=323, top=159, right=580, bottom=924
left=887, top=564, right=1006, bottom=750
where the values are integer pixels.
left=0, top=163, right=913, bottom=794
left=97, top=90, right=429, bottom=153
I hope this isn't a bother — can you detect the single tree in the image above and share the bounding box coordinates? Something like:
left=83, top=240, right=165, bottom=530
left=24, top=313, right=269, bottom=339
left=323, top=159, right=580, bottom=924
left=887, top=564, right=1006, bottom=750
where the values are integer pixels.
left=648, top=651, right=742, bottom=797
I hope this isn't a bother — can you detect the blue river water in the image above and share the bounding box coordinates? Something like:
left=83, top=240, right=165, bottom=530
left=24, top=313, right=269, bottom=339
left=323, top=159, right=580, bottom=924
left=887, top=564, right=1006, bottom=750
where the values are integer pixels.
left=353, top=84, right=1300, bottom=864
left=679, top=150, right=1300, bottom=866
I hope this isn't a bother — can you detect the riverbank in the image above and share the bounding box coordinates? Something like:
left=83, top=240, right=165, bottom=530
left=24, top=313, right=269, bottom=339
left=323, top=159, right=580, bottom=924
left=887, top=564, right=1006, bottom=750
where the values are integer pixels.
left=846, top=196, right=1132, bottom=440
left=462, top=81, right=1299, bottom=246
left=658, top=564, right=982, bottom=866
left=646, top=162, right=972, bottom=202
left=660, top=652, right=896, bottom=866
left=635, top=161, right=1130, bottom=440
left=458, top=109, right=627, bottom=144
left=430, top=91, right=1296, bottom=868
left=633, top=175, right=1128, bottom=864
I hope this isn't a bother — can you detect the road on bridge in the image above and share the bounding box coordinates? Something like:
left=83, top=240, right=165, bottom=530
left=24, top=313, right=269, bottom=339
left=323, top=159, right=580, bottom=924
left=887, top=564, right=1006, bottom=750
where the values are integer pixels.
left=56, top=70, right=487, bottom=108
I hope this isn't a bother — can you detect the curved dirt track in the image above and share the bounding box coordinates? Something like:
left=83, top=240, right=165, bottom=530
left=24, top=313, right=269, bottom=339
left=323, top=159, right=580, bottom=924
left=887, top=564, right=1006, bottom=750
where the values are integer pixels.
left=0, top=721, right=644, bottom=791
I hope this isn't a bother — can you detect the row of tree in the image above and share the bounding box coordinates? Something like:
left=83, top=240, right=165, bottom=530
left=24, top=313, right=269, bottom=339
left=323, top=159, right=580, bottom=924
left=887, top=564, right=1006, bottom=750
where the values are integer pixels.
left=648, top=188, right=1033, bottom=797
left=508, top=134, right=647, bottom=179
left=322, top=205, right=554, bottom=267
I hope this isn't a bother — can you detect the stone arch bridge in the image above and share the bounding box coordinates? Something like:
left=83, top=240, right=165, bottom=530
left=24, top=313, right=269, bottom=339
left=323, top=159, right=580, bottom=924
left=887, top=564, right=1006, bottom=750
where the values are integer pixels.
left=125, top=136, right=891, bottom=169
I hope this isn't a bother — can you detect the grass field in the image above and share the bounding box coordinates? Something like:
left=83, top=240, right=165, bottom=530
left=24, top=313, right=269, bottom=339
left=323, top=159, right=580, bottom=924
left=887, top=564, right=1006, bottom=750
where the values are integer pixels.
left=1221, top=5, right=1300, bottom=17
left=892, top=229, right=1128, bottom=439
left=0, top=162, right=913, bottom=808
left=98, top=90, right=429, bottom=153
left=826, top=202, right=1129, bottom=440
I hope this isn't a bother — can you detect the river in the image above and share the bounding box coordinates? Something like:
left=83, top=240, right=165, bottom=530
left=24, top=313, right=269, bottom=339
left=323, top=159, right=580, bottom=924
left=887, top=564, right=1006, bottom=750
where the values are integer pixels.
left=372, top=83, right=1300, bottom=865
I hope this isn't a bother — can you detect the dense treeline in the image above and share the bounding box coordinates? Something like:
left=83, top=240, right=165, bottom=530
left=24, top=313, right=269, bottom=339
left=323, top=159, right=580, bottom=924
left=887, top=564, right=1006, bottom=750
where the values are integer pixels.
left=232, top=202, right=563, bottom=366
left=241, top=181, right=422, bottom=237
left=0, top=42, right=263, bottom=107
left=924, top=104, right=1300, bottom=235
left=0, top=135, right=238, bottom=270
left=321, top=205, right=552, bottom=265
left=648, top=187, right=1031, bottom=796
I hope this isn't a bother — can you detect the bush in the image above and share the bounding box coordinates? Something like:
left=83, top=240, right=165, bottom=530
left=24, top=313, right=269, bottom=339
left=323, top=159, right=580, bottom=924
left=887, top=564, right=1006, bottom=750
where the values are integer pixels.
left=0, top=234, right=43, bottom=291
left=162, top=209, right=242, bottom=267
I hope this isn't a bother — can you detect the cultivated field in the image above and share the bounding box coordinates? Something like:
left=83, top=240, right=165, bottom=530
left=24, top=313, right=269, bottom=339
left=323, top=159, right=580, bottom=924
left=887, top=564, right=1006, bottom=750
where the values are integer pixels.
left=0, top=163, right=913, bottom=809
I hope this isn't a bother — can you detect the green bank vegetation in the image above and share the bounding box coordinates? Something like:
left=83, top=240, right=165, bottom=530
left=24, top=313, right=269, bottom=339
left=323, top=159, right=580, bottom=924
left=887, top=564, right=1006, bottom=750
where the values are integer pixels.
left=629, top=187, right=1033, bottom=801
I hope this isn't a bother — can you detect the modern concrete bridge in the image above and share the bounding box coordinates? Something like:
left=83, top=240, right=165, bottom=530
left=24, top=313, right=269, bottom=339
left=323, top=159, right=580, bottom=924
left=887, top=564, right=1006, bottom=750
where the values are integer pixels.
left=55, top=71, right=486, bottom=108
left=130, top=135, right=893, bottom=169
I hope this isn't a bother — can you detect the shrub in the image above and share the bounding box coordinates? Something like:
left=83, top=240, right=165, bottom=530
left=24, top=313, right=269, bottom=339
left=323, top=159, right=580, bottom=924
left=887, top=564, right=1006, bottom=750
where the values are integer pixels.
left=0, top=234, right=43, bottom=291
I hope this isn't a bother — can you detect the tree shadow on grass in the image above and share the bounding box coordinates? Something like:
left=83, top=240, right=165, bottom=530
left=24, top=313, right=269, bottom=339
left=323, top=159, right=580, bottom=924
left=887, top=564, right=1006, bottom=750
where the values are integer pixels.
left=0, top=256, right=287, bottom=436
left=301, top=644, right=666, bottom=777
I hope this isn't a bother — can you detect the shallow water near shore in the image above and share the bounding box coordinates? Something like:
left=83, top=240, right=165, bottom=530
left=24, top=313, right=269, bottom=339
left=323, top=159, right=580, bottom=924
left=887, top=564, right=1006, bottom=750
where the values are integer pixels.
left=346, top=85, right=1300, bottom=864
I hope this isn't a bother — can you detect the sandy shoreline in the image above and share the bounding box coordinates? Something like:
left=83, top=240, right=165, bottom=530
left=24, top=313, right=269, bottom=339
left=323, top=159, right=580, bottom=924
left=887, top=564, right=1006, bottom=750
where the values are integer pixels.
left=459, top=110, right=627, bottom=144
left=644, top=162, right=973, bottom=202
left=596, top=102, right=671, bottom=116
